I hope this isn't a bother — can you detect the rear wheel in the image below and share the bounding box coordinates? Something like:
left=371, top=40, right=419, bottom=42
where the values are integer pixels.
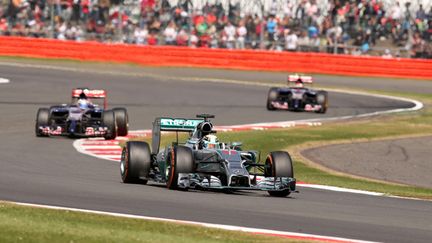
left=35, top=108, right=50, bottom=137
left=120, top=141, right=151, bottom=184
left=267, top=88, right=279, bottom=110
left=113, top=107, right=128, bottom=136
left=166, top=146, right=194, bottom=190
left=103, top=110, right=117, bottom=140
left=315, top=91, right=328, bottom=114
left=265, top=151, right=294, bottom=197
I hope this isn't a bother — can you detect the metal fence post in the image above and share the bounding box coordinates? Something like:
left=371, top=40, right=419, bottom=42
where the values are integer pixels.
left=50, top=1, right=55, bottom=38
left=118, top=4, right=123, bottom=42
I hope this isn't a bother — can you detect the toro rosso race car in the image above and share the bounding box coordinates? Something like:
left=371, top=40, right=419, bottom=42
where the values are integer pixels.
left=267, top=75, right=328, bottom=113
left=35, top=88, right=128, bottom=140
left=120, top=114, right=296, bottom=197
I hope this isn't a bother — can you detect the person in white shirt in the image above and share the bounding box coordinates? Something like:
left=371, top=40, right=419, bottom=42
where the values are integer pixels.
left=236, top=22, right=247, bottom=49
left=134, top=25, right=148, bottom=45
left=382, top=49, right=393, bottom=59
left=285, top=29, right=298, bottom=51
left=57, top=22, right=67, bottom=40
left=224, top=22, right=236, bottom=49
left=190, top=32, right=199, bottom=48
left=163, top=21, right=177, bottom=45
left=283, top=0, right=294, bottom=18
left=270, top=0, right=278, bottom=16
left=297, top=31, right=310, bottom=52
left=390, top=1, right=402, bottom=21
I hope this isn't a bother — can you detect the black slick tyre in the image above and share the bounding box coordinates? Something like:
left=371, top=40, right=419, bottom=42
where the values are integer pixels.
left=267, top=88, right=279, bottom=110
left=103, top=110, right=117, bottom=140
left=113, top=107, right=128, bottom=136
left=35, top=108, right=50, bottom=137
left=120, top=141, right=151, bottom=184
left=166, top=146, right=194, bottom=190
left=316, top=91, right=328, bottom=114
left=265, top=151, right=294, bottom=197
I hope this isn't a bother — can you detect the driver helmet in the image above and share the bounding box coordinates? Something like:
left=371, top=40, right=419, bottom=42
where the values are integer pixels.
left=295, top=79, right=304, bottom=88
left=203, top=134, right=219, bottom=149
left=78, top=98, right=89, bottom=109
left=79, top=92, right=87, bottom=99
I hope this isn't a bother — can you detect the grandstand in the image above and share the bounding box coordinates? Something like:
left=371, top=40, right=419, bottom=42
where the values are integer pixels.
left=0, top=0, right=430, bottom=58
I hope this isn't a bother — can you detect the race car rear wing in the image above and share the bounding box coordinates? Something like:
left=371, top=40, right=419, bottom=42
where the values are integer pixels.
left=288, top=75, right=313, bottom=83
left=72, top=88, right=107, bottom=98
left=152, top=117, right=204, bottom=153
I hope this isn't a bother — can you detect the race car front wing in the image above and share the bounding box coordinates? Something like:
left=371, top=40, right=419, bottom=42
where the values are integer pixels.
left=176, top=173, right=296, bottom=192
left=38, top=126, right=108, bottom=137
left=271, top=101, right=322, bottom=111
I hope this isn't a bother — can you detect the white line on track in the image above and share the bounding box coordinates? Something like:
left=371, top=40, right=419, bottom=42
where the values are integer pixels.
left=13, top=201, right=379, bottom=243
left=297, top=183, right=384, bottom=196
left=0, top=77, right=10, bottom=83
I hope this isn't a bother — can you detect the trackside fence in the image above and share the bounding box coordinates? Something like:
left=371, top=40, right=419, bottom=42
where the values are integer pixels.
left=0, top=36, right=431, bottom=79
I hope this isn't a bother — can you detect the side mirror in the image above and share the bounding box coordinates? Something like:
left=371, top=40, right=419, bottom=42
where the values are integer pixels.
left=232, top=142, right=243, bottom=151
left=232, top=142, right=242, bottom=147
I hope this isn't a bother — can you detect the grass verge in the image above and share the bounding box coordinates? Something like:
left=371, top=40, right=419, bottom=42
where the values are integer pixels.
left=0, top=201, right=315, bottom=243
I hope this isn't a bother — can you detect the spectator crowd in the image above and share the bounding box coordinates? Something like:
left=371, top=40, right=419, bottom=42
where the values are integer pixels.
left=1, top=0, right=431, bottom=58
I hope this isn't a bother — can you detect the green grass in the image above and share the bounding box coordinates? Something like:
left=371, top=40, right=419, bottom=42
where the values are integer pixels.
left=125, top=91, right=432, bottom=199
left=0, top=202, right=312, bottom=243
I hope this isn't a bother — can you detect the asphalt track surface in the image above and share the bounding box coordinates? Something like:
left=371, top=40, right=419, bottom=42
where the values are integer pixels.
left=302, top=136, right=432, bottom=189
left=1, top=60, right=432, bottom=243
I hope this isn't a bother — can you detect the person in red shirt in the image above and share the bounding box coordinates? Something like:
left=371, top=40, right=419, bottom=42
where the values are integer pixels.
left=199, top=34, right=210, bottom=48
left=193, top=13, right=205, bottom=26
left=147, top=31, right=158, bottom=45
left=206, top=11, right=217, bottom=25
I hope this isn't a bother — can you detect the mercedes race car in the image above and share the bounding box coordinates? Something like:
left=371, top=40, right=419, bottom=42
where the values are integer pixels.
left=267, top=75, right=328, bottom=113
left=120, top=114, right=296, bottom=197
left=35, top=88, right=128, bottom=140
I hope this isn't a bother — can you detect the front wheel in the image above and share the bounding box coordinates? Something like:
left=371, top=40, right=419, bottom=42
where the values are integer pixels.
left=265, top=151, right=294, bottom=197
left=166, top=146, right=194, bottom=190
left=267, top=88, right=279, bottom=110
left=35, top=108, right=50, bottom=137
left=315, top=91, right=328, bottom=114
left=265, top=151, right=294, bottom=178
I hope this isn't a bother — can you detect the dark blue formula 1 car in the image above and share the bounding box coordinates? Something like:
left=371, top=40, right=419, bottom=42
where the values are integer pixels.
left=120, top=114, right=297, bottom=197
left=35, top=88, right=128, bottom=139
left=267, top=75, right=328, bottom=113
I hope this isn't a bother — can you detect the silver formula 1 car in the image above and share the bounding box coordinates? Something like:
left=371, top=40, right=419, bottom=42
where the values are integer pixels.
left=120, top=114, right=296, bottom=197
left=267, top=75, right=328, bottom=113
left=35, top=88, right=128, bottom=139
